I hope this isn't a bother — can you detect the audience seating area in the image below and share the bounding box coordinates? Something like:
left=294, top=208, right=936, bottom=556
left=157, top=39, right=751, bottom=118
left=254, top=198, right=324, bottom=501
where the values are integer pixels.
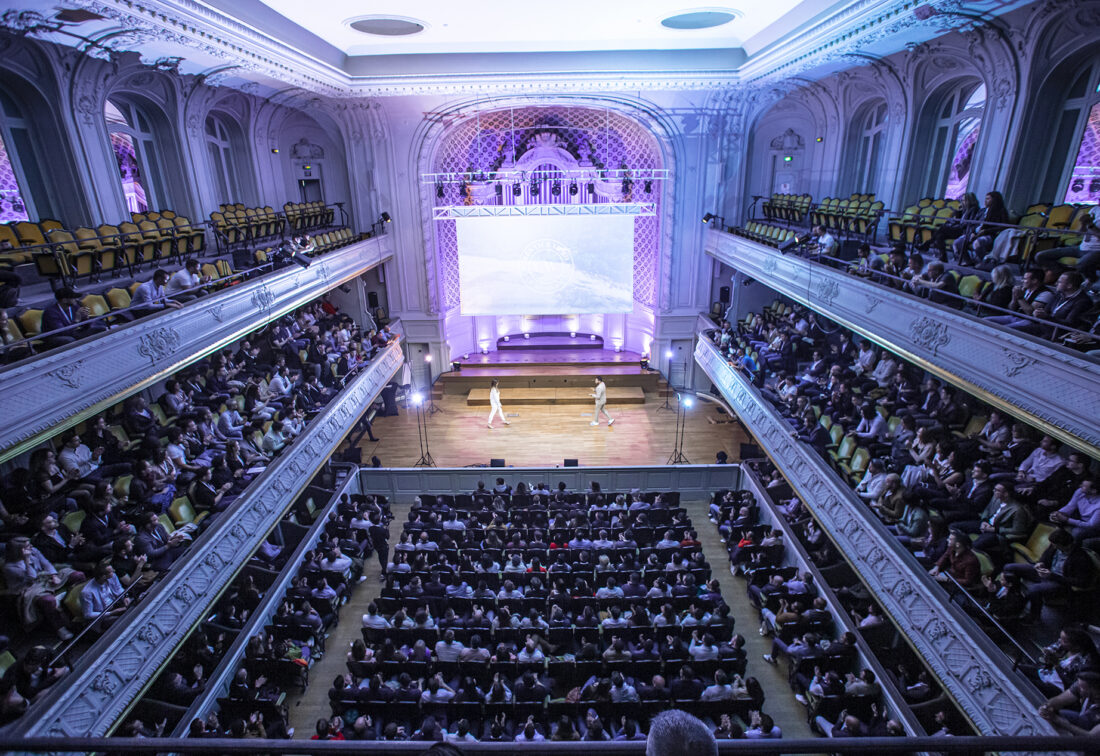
left=709, top=300, right=1100, bottom=710
left=0, top=294, right=394, bottom=726
left=210, top=204, right=286, bottom=250
left=279, top=488, right=778, bottom=742
left=808, top=194, right=883, bottom=239
left=761, top=194, right=813, bottom=225
left=284, top=202, right=335, bottom=234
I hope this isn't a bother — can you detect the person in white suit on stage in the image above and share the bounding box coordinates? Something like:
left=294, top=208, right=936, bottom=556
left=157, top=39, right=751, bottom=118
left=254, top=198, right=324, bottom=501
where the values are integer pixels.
left=488, top=378, right=510, bottom=429
left=590, top=376, right=615, bottom=426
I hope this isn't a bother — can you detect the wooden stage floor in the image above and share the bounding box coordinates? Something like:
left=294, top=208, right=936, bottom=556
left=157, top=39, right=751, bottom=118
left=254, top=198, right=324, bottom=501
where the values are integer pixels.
left=356, top=392, right=751, bottom=468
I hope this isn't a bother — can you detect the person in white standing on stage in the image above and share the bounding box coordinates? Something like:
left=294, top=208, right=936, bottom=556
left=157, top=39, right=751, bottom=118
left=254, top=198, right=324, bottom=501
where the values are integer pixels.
left=590, top=376, right=615, bottom=427
left=488, top=378, right=510, bottom=429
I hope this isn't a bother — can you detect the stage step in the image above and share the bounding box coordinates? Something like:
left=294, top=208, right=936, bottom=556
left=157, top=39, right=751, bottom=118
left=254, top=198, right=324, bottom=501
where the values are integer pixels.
left=466, top=386, right=645, bottom=407
left=454, top=348, right=642, bottom=368
left=497, top=333, right=603, bottom=351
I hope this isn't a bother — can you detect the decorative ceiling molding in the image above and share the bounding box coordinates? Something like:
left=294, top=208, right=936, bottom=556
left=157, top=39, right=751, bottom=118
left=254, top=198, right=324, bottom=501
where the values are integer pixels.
left=1, top=0, right=1033, bottom=98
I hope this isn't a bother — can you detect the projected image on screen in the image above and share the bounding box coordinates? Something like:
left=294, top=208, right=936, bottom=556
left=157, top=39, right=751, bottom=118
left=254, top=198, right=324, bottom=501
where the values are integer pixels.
left=457, top=215, right=634, bottom=315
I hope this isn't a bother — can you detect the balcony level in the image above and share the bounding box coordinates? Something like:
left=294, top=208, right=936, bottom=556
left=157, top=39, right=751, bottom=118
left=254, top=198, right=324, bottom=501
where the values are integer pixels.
left=12, top=342, right=403, bottom=738
left=694, top=337, right=1052, bottom=738
left=705, top=229, right=1100, bottom=457
left=0, top=235, right=393, bottom=463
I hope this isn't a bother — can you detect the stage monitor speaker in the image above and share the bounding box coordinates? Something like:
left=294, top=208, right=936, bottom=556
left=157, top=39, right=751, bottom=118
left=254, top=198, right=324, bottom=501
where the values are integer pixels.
left=490, top=458, right=506, bottom=467
left=719, top=285, right=731, bottom=304
left=367, top=291, right=380, bottom=308
left=564, top=458, right=578, bottom=467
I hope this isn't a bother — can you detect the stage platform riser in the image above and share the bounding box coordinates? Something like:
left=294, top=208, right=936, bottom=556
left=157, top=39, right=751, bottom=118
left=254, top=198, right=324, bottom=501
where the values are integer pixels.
left=440, top=373, right=661, bottom=394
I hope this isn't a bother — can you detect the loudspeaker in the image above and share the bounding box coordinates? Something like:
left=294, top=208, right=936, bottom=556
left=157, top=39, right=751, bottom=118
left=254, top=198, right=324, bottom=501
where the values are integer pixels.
left=490, top=458, right=506, bottom=467
left=367, top=291, right=380, bottom=308
left=719, top=285, right=730, bottom=304
left=564, top=458, right=578, bottom=467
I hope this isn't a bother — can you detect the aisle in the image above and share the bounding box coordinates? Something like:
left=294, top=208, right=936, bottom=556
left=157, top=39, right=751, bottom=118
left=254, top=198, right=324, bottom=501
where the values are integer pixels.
left=682, top=499, right=817, bottom=740
left=282, top=495, right=415, bottom=737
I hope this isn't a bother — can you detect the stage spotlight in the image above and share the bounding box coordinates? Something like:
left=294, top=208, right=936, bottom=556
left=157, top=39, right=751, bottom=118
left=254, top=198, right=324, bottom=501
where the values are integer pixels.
left=569, top=182, right=578, bottom=196
left=495, top=183, right=503, bottom=195
left=587, top=182, right=595, bottom=193
left=683, top=396, right=694, bottom=409
left=523, top=332, right=530, bottom=339
left=702, top=213, right=715, bottom=224
left=503, top=336, right=510, bottom=342
left=424, top=354, right=432, bottom=363
left=412, top=392, right=423, bottom=405
left=513, top=183, right=522, bottom=197
left=644, top=180, right=652, bottom=193
left=590, top=335, right=596, bottom=341
left=551, top=181, right=561, bottom=196
left=436, top=184, right=444, bottom=199
left=380, top=212, right=392, bottom=223
left=531, top=182, right=540, bottom=197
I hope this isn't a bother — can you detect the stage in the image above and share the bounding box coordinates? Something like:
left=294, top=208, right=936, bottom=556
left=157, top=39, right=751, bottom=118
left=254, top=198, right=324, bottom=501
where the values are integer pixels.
left=355, top=348, right=750, bottom=468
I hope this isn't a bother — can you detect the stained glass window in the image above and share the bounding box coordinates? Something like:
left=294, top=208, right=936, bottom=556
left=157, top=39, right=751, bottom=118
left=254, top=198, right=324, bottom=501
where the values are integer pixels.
left=1063, top=100, right=1100, bottom=205
left=0, top=132, right=29, bottom=223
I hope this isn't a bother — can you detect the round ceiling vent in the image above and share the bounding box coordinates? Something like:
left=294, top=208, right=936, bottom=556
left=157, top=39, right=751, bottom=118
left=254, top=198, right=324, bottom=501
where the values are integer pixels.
left=660, top=9, right=738, bottom=30
left=348, top=16, right=426, bottom=37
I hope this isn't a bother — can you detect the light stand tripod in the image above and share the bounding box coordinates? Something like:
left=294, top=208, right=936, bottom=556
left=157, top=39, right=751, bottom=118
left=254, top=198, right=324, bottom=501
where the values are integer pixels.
left=657, top=350, right=677, bottom=413
left=424, top=354, right=443, bottom=415
left=412, top=391, right=435, bottom=467
left=667, top=391, right=692, bottom=464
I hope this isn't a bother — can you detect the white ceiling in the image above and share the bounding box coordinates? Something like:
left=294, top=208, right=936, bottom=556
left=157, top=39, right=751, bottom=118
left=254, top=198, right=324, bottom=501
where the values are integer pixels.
left=256, top=0, right=810, bottom=56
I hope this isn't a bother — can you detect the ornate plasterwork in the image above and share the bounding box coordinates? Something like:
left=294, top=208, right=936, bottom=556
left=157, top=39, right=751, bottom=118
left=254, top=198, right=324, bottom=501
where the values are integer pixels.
left=3, top=0, right=1009, bottom=99
left=0, top=236, right=394, bottom=463
left=706, top=230, right=1100, bottom=455
left=16, top=344, right=403, bottom=738
left=694, top=338, right=1054, bottom=737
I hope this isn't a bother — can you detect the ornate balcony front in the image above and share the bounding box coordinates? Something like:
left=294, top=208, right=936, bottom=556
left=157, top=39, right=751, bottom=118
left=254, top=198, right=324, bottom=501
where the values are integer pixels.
left=705, top=229, right=1100, bottom=456
left=14, top=342, right=403, bottom=738
left=695, top=336, right=1052, bottom=738
left=0, top=235, right=394, bottom=463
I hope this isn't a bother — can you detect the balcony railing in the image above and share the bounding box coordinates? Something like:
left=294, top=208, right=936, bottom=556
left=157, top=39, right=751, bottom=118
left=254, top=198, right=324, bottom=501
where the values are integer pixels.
left=694, top=336, right=1053, bottom=738
left=705, top=228, right=1100, bottom=456
left=10, top=342, right=403, bottom=738
left=0, top=234, right=393, bottom=462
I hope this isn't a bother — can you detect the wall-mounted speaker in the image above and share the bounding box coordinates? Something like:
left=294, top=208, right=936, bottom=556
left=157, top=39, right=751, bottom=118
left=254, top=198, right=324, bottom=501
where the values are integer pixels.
left=367, top=291, right=380, bottom=308
left=490, top=458, right=506, bottom=467
left=564, top=459, right=578, bottom=467
left=719, top=285, right=731, bottom=304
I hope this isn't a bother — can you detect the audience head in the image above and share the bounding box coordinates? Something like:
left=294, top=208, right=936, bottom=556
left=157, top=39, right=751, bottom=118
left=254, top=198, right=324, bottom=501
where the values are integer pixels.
left=646, top=709, right=717, bottom=756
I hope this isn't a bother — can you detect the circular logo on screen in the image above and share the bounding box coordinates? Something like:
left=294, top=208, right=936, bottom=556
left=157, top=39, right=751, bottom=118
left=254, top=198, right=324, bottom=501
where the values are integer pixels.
left=518, top=238, right=576, bottom=294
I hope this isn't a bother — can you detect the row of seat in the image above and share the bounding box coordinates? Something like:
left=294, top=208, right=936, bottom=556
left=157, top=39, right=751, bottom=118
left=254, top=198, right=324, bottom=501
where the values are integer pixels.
left=251, top=228, right=358, bottom=267
left=210, top=204, right=286, bottom=247
left=2, top=259, right=236, bottom=348
left=808, top=194, right=883, bottom=237
left=762, top=193, right=813, bottom=223
left=283, top=201, right=334, bottom=232
left=734, top=221, right=798, bottom=248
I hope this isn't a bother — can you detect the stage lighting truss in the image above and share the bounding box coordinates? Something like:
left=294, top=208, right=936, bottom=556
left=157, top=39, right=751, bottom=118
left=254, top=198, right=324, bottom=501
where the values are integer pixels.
left=431, top=203, right=656, bottom=219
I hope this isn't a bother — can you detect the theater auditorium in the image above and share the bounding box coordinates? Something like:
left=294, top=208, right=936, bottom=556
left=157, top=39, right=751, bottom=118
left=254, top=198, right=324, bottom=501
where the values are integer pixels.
left=0, top=0, right=1097, bottom=752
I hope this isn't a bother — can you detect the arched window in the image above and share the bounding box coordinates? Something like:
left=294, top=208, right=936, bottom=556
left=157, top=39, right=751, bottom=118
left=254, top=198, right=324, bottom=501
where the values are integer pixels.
left=205, top=113, right=241, bottom=203
left=853, top=102, right=888, bottom=192
left=924, top=82, right=985, bottom=199
left=1042, top=60, right=1100, bottom=204
left=105, top=98, right=168, bottom=212
left=0, top=89, right=52, bottom=222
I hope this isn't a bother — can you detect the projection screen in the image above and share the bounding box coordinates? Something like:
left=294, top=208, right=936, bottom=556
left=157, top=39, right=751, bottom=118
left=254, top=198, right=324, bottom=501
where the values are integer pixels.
left=457, top=215, right=634, bottom=315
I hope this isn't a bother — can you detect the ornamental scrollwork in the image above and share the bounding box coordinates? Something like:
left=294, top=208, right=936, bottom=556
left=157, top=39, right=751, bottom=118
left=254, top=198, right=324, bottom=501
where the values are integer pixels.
left=1000, top=348, right=1038, bottom=378
left=251, top=285, right=275, bottom=314
left=136, top=327, right=182, bottom=365
left=813, top=278, right=840, bottom=307
left=908, top=317, right=950, bottom=356
left=47, top=360, right=87, bottom=389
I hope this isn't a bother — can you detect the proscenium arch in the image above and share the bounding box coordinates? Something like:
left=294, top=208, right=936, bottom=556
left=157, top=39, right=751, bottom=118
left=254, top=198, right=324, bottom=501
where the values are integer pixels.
left=411, top=95, right=682, bottom=318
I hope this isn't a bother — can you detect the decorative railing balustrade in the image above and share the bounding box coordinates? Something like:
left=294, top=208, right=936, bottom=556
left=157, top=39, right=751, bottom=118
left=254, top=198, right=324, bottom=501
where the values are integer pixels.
left=705, top=228, right=1100, bottom=457
left=0, top=235, right=393, bottom=462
